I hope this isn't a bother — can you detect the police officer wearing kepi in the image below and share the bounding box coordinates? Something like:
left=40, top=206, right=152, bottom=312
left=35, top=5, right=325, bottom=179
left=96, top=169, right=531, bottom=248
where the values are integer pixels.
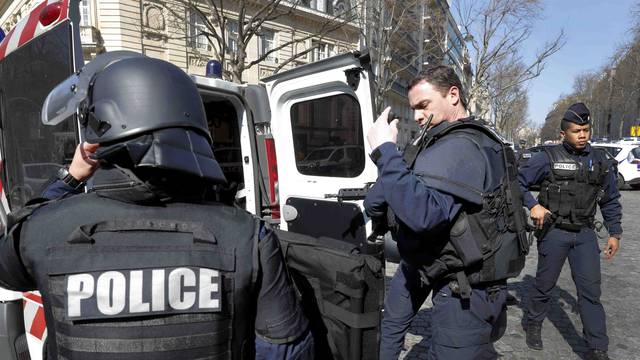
left=0, top=51, right=313, bottom=359
left=365, top=65, right=529, bottom=359
left=519, top=103, right=622, bottom=360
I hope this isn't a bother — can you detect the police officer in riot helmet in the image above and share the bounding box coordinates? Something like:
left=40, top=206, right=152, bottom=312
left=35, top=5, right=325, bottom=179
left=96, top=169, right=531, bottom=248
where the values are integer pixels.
left=0, top=51, right=313, bottom=359
left=519, top=103, right=622, bottom=360
left=365, top=65, right=528, bottom=359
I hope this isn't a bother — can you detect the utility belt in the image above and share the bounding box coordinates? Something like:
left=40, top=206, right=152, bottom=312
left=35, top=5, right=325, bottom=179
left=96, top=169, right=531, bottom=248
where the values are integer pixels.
left=554, top=217, right=594, bottom=232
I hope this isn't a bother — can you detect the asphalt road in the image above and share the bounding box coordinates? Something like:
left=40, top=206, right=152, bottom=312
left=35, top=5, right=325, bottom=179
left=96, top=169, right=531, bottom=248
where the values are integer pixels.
left=388, top=190, right=640, bottom=360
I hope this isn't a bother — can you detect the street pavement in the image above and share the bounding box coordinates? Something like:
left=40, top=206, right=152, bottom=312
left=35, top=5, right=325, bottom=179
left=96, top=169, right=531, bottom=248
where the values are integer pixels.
left=386, top=190, right=640, bottom=360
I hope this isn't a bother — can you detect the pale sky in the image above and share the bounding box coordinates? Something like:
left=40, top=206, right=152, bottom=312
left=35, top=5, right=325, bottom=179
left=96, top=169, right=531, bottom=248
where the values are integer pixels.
left=521, top=0, right=637, bottom=125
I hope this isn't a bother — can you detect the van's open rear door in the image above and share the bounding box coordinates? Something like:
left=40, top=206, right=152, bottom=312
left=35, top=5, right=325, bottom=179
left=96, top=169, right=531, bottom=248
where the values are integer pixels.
left=262, top=51, right=380, bottom=255
left=0, top=1, right=82, bottom=358
left=263, top=52, right=383, bottom=359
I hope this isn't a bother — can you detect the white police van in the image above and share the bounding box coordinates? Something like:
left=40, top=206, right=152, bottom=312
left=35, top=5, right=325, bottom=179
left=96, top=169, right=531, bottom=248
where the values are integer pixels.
left=0, top=0, right=383, bottom=359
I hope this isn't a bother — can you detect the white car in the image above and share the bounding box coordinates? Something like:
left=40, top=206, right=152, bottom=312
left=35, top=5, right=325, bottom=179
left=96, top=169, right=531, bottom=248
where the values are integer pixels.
left=297, top=145, right=365, bottom=177
left=592, top=143, right=640, bottom=189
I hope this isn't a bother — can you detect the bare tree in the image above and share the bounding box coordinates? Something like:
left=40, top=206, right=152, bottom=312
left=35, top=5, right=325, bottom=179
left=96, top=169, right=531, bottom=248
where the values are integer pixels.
left=361, top=0, right=420, bottom=113
left=607, top=43, right=640, bottom=137
left=359, top=0, right=451, bottom=114
left=539, top=94, right=580, bottom=141
left=487, top=55, right=529, bottom=140
left=571, top=70, right=607, bottom=136
left=160, top=0, right=361, bottom=82
left=452, top=0, right=565, bottom=120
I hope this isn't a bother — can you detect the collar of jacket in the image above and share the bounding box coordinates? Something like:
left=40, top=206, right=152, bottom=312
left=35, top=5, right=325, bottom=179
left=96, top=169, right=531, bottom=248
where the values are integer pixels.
left=562, top=141, right=591, bottom=156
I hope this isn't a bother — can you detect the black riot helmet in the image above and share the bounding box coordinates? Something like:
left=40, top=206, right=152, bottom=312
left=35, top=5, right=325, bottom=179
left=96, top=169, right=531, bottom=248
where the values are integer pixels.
left=42, top=51, right=226, bottom=184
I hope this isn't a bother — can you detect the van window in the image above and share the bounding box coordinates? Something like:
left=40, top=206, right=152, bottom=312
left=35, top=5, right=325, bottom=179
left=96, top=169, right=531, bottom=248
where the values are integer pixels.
left=291, top=94, right=365, bottom=177
left=202, top=97, right=244, bottom=206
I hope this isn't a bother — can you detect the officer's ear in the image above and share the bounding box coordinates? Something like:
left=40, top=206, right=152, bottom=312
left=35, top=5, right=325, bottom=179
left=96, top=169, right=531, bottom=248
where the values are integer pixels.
left=448, top=86, right=461, bottom=106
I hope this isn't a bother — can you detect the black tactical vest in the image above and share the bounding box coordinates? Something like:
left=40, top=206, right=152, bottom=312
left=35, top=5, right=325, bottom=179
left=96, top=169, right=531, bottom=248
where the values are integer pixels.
left=18, top=193, right=259, bottom=360
left=402, top=119, right=529, bottom=296
left=538, top=144, right=609, bottom=230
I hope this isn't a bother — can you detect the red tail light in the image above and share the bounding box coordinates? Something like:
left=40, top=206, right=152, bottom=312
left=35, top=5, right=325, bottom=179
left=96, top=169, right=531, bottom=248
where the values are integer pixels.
left=264, top=138, right=280, bottom=221
left=39, top=2, right=62, bottom=27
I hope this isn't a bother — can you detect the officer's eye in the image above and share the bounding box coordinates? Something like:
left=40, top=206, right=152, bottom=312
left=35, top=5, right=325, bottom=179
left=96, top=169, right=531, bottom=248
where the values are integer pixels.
left=415, top=101, right=430, bottom=110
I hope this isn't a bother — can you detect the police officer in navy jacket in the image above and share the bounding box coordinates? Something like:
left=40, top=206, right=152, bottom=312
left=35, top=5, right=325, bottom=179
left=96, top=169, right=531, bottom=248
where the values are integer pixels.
left=365, top=66, right=525, bottom=359
left=519, top=103, right=622, bottom=360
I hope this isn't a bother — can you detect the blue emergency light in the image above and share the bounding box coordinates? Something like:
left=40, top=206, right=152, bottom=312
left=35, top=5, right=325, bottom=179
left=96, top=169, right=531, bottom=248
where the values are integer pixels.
left=206, top=60, right=222, bottom=78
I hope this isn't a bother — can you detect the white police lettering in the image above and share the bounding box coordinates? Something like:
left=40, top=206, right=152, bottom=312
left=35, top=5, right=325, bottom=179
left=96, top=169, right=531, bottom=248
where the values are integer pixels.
left=67, top=274, right=94, bottom=317
left=168, top=268, right=196, bottom=310
left=199, top=268, right=220, bottom=309
left=554, top=162, right=577, bottom=171
left=97, top=271, right=126, bottom=315
left=129, top=270, right=150, bottom=313
left=65, top=267, right=221, bottom=319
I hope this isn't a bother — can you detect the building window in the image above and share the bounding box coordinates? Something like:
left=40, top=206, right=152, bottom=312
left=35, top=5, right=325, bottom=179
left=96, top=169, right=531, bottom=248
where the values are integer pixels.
left=311, top=41, right=334, bottom=62
left=446, top=21, right=464, bottom=66
left=188, top=11, right=210, bottom=51
left=145, top=5, right=165, bottom=31
left=79, top=0, right=90, bottom=26
left=226, top=20, right=238, bottom=54
left=260, top=29, right=277, bottom=62
left=301, top=0, right=327, bottom=12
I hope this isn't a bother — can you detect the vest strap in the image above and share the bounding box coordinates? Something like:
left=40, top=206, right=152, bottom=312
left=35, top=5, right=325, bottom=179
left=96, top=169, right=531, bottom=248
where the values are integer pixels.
left=456, top=271, right=472, bottom=299
left=68, top=219, right=217, bottom=245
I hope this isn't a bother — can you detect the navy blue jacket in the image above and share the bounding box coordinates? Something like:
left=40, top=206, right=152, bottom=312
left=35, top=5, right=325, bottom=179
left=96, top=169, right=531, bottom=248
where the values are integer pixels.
left=364, top=118, right=508, bottom=240
left=365, top=118, right=515, bottom=272
left=518, top=142, right=622, bottom=236
left=364, top=142, right=462, bottom=235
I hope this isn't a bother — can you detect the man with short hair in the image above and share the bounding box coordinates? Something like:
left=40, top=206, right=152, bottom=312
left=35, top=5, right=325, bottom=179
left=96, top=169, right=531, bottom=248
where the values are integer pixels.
left=365, top=65, right=527, bottom=359
left=519, top=102, right=622, bottom=360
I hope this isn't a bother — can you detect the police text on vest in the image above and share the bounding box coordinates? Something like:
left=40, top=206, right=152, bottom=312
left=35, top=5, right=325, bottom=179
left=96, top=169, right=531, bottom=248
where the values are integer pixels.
left=66, top=267, right=221, bottom=320
left=553, top=163, right=578, bottom=171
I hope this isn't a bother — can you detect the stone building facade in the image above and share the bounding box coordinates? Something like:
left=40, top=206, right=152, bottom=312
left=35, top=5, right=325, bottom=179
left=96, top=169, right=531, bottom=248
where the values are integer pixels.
left=0, top=0, right=360, bottom=83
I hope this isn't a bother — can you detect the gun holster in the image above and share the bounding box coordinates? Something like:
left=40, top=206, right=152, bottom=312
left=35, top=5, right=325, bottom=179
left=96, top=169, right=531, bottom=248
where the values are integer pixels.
left=534, top=213, right=557, bottom=240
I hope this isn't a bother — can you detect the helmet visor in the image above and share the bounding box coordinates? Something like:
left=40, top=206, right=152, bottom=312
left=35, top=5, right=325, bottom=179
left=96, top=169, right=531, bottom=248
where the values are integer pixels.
left=42, top=50, right=145, bottom=126
left=41, top=72, right=88, bottom=126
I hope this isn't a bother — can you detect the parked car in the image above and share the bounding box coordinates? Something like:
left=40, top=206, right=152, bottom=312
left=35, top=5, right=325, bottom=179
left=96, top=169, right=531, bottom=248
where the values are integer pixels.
left=618, top=136, right=640, bottom=144
left=592, top=143, right=640, bottom=189
left=297, top=145, right=365, bottom=177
